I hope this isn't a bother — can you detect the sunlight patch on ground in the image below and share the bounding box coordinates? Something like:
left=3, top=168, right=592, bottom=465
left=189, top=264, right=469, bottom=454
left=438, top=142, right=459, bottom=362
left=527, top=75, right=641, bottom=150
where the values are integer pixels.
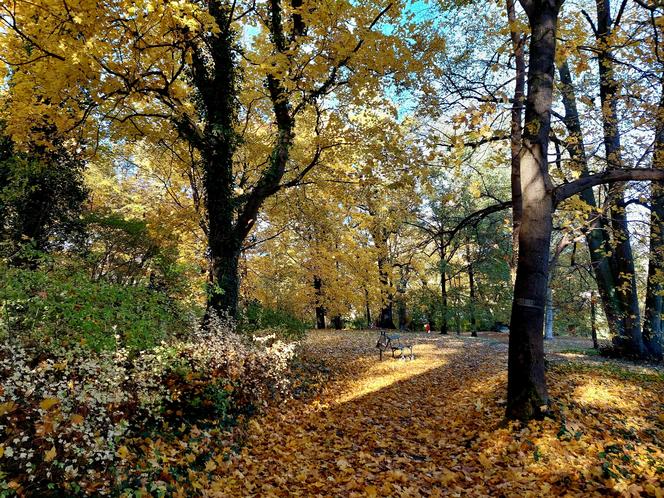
left=574, top=381, right=627, bottom=410
left=333, top=343, right=453, bottom=404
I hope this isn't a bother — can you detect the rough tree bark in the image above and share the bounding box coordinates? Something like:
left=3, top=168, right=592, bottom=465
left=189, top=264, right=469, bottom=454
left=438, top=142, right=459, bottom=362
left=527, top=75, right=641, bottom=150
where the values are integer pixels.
left=377, top=306, right=395, bottom=329
left=377, top=288, right=396, bottom=329
left=372, top=225, right=396, bottom=329
left=188, top=2, right=243, bottom=320
left=506, top=0, right=563, bottom=421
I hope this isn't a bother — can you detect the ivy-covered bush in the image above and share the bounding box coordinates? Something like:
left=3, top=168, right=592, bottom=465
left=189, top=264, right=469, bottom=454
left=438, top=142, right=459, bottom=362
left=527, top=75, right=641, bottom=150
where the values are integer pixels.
left=0, top=316, right=296, bottom=496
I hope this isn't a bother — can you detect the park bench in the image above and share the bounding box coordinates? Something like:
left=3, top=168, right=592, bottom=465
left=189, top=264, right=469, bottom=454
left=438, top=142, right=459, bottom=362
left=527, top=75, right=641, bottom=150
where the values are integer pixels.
left=376, top=330, right=414, bottom=361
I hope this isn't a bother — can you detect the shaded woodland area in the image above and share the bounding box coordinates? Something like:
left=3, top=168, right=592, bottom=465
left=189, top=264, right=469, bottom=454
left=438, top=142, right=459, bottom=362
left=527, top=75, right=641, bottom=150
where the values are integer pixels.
left=1, top=0, right=664, bottom=495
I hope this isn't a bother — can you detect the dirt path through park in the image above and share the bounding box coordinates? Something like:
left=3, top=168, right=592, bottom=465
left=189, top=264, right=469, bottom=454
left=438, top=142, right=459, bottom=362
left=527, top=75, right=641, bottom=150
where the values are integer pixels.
left=203, top=331, right=664, bottom=497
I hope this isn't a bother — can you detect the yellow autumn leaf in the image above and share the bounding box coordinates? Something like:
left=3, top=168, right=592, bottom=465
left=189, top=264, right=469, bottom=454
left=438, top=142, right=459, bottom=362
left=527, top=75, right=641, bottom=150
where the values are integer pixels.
left=39, top=398, right=59, bottom=411
left=205, top=459, right=217, bottom=472
left=44, top=446, right=57, bottom=462
left=116, top=445, right=130, bottom=460
left=649, top=485, right=664, bottom=498
left=70, top=414, right=84, bottom=425
left=364, top=485, right=378, bottom=497
left=439, top=469, right=458, bottom=485
left=0, top=401, right=17, bottom=416
left=248, top=418, right=263, bottom=434
left=469, top=181, right=482, bottom=199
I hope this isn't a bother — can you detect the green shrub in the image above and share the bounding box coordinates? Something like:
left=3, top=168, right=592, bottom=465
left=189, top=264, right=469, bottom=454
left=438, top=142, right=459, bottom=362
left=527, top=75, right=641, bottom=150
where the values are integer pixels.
left=0, top=261, right=191, bottom=353
left=239, top=301, right=308, bottom=339
left=348, top=316, right=369, bottom=329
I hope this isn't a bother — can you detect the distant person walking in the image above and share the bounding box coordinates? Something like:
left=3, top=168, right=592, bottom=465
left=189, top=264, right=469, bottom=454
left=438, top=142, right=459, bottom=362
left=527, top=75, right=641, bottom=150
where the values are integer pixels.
left=424, top=322, right=431, bottom=334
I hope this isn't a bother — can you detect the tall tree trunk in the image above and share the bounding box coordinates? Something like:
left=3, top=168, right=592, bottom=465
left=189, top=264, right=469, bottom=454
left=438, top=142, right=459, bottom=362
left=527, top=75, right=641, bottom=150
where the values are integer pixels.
left=191, top=3, right=242, bottom=321
left=454, top=275, right=461, bottom=335
left=314, top=276, right=326, bottom=329
left=440, top=269, right=449, bottom=334
left=370, top=224, right=396, bottom=329
left=467, top=244, right=477, bottom=337
left=205, top=0, right=334, bottom=321
left=595, top=0, right=644, bottom=357
left=396, top=266, right=409, bottom=330
left=378, top=300, right=395, bottom=329
left=544, top=285, right=554, bottom=340
left=506, top=0, right=526, bottom=272
left=377, top=256, right=396, bottom=329
left=591, top=292, right=599, bottom=349
left=558, top=61, right=625, bottom=341
left=397, top=281, right=408, bottom=331
left=507, top=0, right=562, bottom=421
left=364, top=287, right=372, bottom=328
left=439, top=243, right=449, bottom=334
left=207, top=242, right=242, bottom=319
left=200, top=0, right=299, bottom=320
left=607, top=199, right=643, bottom=355
left=644, top=201, right=664, bottom=358
left=644, top=76, right=664, bottom=359
left=398, top=301, right=408, bottom=330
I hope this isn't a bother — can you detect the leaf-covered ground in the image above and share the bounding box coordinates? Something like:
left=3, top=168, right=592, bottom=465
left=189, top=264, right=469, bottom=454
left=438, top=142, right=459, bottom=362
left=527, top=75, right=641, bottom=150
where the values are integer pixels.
left=196, top=331, right=663, bottom=497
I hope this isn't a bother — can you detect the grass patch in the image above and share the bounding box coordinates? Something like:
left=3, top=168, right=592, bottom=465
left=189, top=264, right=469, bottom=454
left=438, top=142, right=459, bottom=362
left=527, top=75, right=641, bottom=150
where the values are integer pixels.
left=552, top=361, right=664, bottom=383
left=558, top=348, right=601, bottom=357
